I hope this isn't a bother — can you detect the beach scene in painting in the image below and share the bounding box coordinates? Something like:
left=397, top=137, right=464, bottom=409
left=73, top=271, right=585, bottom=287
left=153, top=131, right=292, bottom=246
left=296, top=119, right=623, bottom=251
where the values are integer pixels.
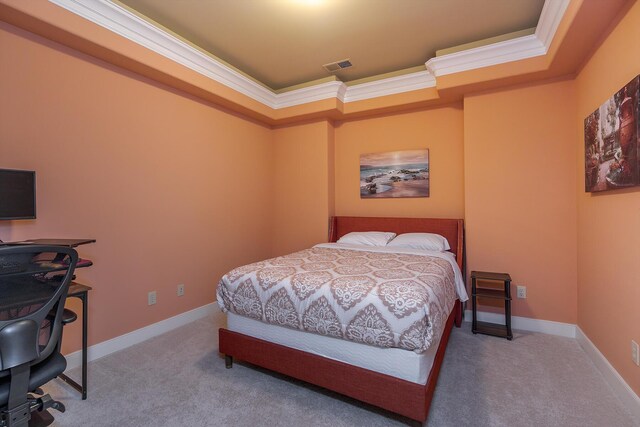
left=360, top=149, right=429, bottom=198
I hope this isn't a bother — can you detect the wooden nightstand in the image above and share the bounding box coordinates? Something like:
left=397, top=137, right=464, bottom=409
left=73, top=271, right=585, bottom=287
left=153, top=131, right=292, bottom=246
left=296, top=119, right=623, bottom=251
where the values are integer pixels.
left=471, top=271, right=513, bottom=340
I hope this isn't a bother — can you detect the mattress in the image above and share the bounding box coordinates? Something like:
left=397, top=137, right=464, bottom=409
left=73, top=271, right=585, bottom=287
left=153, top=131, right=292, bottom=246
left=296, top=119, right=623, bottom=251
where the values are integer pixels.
left=218, top=243, right=466, bottom=353
left=226, top=311, right=442, bottom=385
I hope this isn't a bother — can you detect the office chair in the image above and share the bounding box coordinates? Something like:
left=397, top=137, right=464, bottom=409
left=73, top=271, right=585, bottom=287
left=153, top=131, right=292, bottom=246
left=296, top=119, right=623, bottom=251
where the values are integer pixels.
left=0, top=245, right=78, bottom=427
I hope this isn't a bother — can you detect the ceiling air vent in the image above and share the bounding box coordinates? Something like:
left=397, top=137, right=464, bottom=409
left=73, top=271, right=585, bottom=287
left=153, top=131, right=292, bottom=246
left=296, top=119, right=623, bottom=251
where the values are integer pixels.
left=323, top=59, right=353, bottom=73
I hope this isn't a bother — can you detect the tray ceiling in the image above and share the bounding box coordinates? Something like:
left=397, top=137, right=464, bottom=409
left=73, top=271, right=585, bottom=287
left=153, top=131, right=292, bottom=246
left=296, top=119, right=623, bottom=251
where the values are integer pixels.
left=118, top=0, right=545, bottom=91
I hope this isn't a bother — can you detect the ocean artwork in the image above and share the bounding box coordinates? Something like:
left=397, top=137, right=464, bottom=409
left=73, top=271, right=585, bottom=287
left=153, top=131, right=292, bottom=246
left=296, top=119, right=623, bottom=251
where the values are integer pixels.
left=360, top=149, right=429, bottom=198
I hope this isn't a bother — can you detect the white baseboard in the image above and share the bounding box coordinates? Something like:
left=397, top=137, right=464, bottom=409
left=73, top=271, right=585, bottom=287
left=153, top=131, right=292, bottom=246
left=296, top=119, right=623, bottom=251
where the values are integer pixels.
left=575, top=327, right=640, bottom=423
left=463, top=309, right=576, bottom=338
left=64, top=302, right=218, bottom=371
left=463, top=311, right=639, bottom=420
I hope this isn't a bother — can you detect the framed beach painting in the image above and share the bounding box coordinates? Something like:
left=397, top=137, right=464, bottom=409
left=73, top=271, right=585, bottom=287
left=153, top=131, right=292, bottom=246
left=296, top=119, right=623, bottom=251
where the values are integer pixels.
left=360, top=149, right=429, bottom=198
left=584, top=75, right=639, bottom=192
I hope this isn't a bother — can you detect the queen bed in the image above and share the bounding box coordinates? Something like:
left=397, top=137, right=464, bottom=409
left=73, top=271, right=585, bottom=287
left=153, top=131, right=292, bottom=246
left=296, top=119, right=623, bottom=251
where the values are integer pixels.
left=217, top=216, right=466, bottom=422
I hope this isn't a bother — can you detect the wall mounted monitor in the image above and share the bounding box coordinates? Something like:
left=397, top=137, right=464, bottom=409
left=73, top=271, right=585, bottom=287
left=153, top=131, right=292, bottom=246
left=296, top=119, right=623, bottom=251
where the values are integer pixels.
left=0, top=169, right=36, bottom=220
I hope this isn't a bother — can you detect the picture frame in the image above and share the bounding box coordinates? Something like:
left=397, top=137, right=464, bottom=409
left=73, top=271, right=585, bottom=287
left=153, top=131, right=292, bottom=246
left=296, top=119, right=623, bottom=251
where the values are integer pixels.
left=360, top=149, right=429, bottom=198
left=584, top=75, right=639, bottom=192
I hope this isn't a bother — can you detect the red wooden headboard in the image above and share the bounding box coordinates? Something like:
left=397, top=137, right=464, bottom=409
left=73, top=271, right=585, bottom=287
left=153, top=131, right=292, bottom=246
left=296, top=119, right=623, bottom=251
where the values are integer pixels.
left=328, top=216, right=464, bottom=270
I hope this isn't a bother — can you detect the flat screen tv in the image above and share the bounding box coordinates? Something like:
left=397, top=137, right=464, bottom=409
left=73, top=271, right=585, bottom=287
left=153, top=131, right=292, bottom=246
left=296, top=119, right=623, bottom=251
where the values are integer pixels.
left=0, top=169, right=36, bottom=220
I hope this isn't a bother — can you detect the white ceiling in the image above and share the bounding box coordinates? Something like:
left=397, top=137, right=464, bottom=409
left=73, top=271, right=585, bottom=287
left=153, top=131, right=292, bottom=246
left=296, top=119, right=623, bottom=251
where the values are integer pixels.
left=118, top=0, right=545, bottom=90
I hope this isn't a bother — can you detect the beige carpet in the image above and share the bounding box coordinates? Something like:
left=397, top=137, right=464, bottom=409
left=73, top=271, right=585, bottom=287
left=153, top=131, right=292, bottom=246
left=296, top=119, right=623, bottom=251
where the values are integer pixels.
left=44, top=310, right=638, bottom=426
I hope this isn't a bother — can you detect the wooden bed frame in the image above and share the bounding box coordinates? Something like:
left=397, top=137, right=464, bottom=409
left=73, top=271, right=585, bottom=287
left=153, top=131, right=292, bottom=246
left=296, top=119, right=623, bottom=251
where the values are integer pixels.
left=219, top=216, right=464, bottom=423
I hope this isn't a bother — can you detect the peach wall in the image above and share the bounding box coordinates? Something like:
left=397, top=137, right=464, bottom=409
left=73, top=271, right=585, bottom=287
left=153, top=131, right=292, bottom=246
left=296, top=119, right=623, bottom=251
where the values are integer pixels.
left=334, top=105, right=465, bottom=219
left=0, top=22, right=274, bottom=353
left=272, top=121, right=335, bottom=256
left=1, top=2, right=638, bottom=400
left=575, top=0, right=640, bottom=395
left=2, top=0, right=627, bottom=127
left=464, top=79, right=578, bottom=324
left=0, top=0, right=276, bottom=124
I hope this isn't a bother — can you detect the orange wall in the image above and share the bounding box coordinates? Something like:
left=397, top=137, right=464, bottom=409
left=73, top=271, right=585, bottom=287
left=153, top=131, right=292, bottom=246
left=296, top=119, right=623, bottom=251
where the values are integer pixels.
left=464, top=79, right=578, bottom=324
left=575, top=0, right=640, bottom=395
left=334, top=105, right=465, bottom=219
left=0, top=22, right=274, bottom=353
left=272, top=120, right=335, bottom=256
left=333, top=88, right=580, bottom=327
left=2, top=2, right=638, bottom=398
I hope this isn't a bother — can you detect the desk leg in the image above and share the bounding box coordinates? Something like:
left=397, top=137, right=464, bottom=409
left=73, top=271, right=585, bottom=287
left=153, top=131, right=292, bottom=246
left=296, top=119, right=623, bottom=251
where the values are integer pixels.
left=80, top=291, right=88, bottom=400
left=58, top=291, right=88, bottom=400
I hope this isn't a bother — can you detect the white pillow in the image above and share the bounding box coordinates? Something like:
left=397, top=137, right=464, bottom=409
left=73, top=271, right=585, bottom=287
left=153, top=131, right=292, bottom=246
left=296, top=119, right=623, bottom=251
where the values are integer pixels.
left=336, top=231, right=396, bottom=246
left=387, top=233, right=451, bottom=252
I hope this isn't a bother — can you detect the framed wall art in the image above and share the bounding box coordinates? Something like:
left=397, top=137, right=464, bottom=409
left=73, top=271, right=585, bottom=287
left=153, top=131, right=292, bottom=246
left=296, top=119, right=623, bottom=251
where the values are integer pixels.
left=584, top=75, right=639, bottom=192
left=360, top=149, right=429, bottom=198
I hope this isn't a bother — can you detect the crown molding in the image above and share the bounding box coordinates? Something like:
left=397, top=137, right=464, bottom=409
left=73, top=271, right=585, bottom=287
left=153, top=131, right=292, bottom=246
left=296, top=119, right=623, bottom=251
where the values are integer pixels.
left=426, top=34, right=546, bottom=77
left=49, top=0, right=568, bottom=109
left=48, top=0, right=278, bottom=107
left=275, top=80, right=347, bottom=109
left=535, top=0, right=570, bottom=49
left=344, top=71, right=436, bottom=102
left=426, top=0, right=569, bottom=77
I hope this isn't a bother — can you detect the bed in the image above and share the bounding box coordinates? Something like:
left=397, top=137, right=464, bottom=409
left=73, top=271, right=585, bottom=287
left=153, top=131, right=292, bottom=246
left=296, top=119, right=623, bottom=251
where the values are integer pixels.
left=217, top=216, right=465, bottom=422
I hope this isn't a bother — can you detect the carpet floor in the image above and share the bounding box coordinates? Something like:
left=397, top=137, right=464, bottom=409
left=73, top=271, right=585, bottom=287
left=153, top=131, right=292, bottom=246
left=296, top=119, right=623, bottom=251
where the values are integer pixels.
left=44, top=310, right=638, bottom=426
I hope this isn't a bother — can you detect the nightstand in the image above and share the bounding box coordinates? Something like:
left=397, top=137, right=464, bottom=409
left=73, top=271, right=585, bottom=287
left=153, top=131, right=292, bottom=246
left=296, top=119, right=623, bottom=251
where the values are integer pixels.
left=471, top=271, right=513, bottom=340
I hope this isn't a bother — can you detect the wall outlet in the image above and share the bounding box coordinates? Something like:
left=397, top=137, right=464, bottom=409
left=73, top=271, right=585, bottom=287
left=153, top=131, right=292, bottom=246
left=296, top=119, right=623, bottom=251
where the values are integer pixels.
left=632, top=340, right=639, bottom=366
left=148, top=291, right=157, bottom=306
left=177, top=284, right=185, bottom=297
left=516, top=285, right=526, bottom=299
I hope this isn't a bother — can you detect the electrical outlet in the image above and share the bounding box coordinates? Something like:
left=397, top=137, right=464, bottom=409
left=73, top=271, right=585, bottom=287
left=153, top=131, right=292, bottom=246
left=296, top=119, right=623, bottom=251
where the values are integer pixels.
left=516, top=285, right=526, bottom=299
left=148, top=291, right=157, bottom=306
left=632, top=340, right=639, bottom=366
left=177, top=284, right=185, bottom=297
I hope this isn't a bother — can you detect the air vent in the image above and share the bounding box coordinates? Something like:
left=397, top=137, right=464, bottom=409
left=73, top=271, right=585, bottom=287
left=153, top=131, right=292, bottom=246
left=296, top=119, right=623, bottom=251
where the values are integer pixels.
left=323, top=59, right=353, bottom=73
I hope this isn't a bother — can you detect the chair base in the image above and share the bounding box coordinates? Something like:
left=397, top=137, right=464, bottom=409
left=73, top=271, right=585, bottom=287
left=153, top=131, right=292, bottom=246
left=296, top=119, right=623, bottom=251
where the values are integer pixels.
left=0, top=394, right=64, bottom=427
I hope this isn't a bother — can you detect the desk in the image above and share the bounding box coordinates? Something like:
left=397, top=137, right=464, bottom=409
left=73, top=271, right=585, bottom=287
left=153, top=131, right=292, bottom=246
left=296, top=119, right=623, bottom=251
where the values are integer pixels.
left=0, top=239, right=95, bottom=399
left=0, top=278, right=92, bottom=399
left=58, top=282, right=91, bottom=400
left=1, top=239, right=96, bottom=247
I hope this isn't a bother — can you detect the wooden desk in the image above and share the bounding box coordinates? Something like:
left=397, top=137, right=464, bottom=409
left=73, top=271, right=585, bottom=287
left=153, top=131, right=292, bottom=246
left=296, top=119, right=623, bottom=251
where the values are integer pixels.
left=58, top=282, right=92, bottom=400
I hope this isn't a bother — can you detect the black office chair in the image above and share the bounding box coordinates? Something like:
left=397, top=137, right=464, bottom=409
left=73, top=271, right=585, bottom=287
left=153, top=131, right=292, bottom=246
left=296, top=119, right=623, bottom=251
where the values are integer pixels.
left=0, top=245, right=78, bottom=427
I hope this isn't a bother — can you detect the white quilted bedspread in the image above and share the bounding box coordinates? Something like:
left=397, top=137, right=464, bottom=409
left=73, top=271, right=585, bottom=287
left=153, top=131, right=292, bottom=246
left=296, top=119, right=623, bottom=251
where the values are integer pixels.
left=217, top=243, right=467, bottom=353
